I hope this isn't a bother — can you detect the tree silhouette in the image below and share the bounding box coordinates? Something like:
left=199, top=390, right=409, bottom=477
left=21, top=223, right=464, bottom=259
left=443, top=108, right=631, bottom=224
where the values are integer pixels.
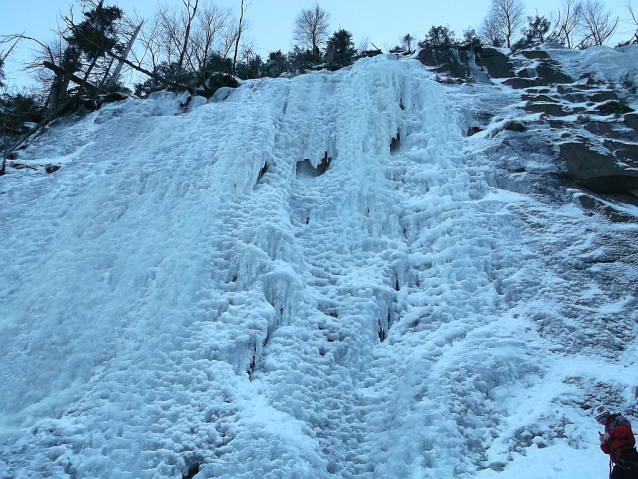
left=326, top=29, right=356, bottom=66
left=293, top=3, right=330, bottom=58
left=480, top=0, right=525, bottom=48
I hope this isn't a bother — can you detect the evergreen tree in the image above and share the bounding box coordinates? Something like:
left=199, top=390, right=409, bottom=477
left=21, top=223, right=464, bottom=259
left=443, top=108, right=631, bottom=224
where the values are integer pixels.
left=64, top=2, right=124, bottom=79
left=287, top=46, right=318, bottom=73
left=402, top=33, right=415, bottom=52
left=235, top=52, right=263, bottom=80
left=45, top=1, right=126, bottom=106
left=325, top=29, right=356, bottom=67
left=463, top=27, right=480, bottom=45
left=66, top=5, right=123, bottom=65
left=265, top=50, right=289, bottom=77
left=512, top=15, right=551, bottom=50
left=420, top=26, right=457, bottom=47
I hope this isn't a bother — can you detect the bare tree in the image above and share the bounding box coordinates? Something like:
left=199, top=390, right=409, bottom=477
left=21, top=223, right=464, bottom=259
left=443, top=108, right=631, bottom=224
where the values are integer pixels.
left=155, top=0, right=200, bottom=74
left=480, top=13, right=505, bottom=46
left=626, top=1, right=638, bottom=44
left=131, top=16, right=163, bottom=74
left=551, top=0, right=583, bottom=48
left=577, top=0, right=618, bottom=47
left=154, top=0, right=199, bottom=76
left=190, top=4, right=232, bottom=79
left=0, top=38, right=20, bottom=87
left=177, top=0, right=199, bottom=75
left=358, top=36, right=370, bottom=53
left=481, top=0, right=526, bottom=48
left=232, top=0, right=247, bottom=74
left=402, top=34, right=414, bottom=52
left=293, top=3, right=330, bottom=55
left=0, top=42, right=16, bottom=175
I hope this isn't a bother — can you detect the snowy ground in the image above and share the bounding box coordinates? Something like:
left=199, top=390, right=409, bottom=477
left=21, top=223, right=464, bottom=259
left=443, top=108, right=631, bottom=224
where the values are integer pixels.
left=0, top=53, right=636, bottom=478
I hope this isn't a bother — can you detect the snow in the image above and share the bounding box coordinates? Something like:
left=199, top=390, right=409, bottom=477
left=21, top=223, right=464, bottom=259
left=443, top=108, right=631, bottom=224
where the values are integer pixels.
left=1, top=53, right=637, bottom=478
left=549, top=45, right=638, bottom=90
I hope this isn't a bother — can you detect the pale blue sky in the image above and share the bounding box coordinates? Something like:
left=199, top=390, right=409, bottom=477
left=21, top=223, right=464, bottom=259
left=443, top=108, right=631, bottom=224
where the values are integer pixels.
left=0, top=0, right=632, bottom=85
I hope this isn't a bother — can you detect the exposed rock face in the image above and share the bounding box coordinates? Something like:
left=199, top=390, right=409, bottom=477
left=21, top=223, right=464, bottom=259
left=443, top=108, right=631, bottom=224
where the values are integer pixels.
left=417, top=44, right=517, bottom=81
left=417, top=44, right=476, bottom=79
left=604, top=140, right=638, bottom=162
left=559, top=142, right=638, bottom=193
left=518, top=62, right=573, bottom=85
left=520, top=50, right=551, bottom=60
left=595, top=100, right=635, bottom=116
left=416, top=43, right=638, bottom=217
left=522, top=94, right=557, bottom=103
left=523, top=103, right=571, bottom=116
left=417, top=45, right=574, bottom=87
left=504, top=77, right=542, bottom=89
left=475, top=47, right=514, bottom=78
left=626, top=113, right=638, bottom=131
left=589, top=91, right=618, bottom=102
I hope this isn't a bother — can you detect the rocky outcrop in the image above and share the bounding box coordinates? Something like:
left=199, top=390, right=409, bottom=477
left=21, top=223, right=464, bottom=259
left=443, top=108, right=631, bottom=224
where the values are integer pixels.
left=417, top=45, right=575, bottom=88
left=417, top=44, right=515, bottom=81
left=416, top=44, right=638, bottom=218
left=475, top=47, right=514, bottom=78
left=417, top=45, right=475, bottom=79
left=626, top=113, right=638, bottom=131
left=523, top=103, right=571, bottom=116
left=559, top=142, right=638, bottom=193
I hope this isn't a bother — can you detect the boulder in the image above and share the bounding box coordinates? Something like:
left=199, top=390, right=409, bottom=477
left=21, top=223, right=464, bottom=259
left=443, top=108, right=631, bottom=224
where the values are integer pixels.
left=564, top=93, right=588, bottom=103
left=584, top=121, right=622, bottom=139
left=96, top=92, right=130, bottom=108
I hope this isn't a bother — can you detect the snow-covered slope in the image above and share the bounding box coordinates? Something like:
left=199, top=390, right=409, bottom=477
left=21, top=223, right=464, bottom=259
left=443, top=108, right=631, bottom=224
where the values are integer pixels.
left=1, top=53, right=637, bottom=479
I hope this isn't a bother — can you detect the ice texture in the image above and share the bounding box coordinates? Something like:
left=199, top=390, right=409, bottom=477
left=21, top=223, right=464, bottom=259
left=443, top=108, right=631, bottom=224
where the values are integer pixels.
left=0, top=54, right=636, bottom=478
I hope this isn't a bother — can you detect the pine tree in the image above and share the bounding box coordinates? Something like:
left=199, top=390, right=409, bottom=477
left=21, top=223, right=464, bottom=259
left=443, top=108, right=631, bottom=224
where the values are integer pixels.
left=64, top=2, right=124, bottom=80
left=265, top=50, right=289, bottom=78
left=325, top=30, right=356, bottom=67
left=420, top=26, right=457, bottom=47
left=512, top=15, right=551, bottom=50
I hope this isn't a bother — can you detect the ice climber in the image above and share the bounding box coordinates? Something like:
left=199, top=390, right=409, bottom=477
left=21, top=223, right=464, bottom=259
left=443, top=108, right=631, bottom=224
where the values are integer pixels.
left=595, top=405, right=638, bottom=479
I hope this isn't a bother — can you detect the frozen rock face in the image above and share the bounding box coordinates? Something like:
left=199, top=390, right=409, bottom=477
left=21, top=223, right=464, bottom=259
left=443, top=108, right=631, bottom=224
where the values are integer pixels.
left=0, top=52, right=637, bottom=479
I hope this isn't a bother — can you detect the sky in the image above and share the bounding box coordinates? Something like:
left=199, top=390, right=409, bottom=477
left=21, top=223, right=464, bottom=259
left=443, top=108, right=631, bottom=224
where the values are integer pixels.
left=0, top=0, right=633, bottom=87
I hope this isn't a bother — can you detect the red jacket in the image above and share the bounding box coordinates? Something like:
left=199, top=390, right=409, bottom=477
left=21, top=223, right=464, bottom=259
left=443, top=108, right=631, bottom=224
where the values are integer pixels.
left=601, top=414, right=636, bottom=462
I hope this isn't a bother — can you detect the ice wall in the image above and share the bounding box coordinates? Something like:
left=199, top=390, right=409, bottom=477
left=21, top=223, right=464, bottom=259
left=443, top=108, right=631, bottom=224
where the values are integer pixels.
left=0, top=54, right=636, bottom=478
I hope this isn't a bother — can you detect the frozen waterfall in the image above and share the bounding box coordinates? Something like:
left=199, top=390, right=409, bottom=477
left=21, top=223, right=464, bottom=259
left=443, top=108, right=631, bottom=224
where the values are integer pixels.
left=1, top=54, right=636, bottom=478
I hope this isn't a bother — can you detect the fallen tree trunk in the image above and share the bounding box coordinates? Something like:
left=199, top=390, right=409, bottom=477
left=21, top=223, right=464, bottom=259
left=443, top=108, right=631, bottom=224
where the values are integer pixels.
left=100, top=48, right=195, bottom=93
left=43, top=61, right=101, bottom=95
